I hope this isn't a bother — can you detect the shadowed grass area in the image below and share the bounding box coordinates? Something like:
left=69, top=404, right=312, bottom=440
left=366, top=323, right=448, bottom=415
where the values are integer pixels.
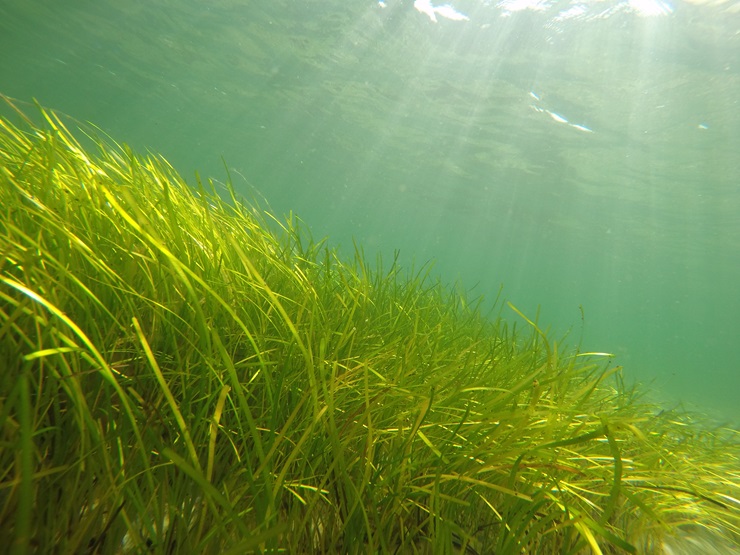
left=1, top=95, right=738, bottom=554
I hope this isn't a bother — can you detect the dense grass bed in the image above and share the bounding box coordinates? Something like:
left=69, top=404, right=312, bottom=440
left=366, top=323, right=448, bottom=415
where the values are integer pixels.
left=1, top=96, right=738, bottom=554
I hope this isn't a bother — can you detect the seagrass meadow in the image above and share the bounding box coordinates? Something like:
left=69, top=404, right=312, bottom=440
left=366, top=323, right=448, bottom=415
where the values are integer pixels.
left=1, top=96, right=738, bottom=555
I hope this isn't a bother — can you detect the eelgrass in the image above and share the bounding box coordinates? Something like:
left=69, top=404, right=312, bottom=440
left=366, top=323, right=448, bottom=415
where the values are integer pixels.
left=1, top=95, right=738, bottom=554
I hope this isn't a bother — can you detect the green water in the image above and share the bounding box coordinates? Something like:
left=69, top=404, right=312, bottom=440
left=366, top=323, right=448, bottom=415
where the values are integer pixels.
left=1, top=0, right=738, bottom=420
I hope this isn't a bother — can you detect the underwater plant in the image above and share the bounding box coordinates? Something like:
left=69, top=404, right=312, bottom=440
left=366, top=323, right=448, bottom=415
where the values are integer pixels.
left=0, top=95, right=738, bottom=554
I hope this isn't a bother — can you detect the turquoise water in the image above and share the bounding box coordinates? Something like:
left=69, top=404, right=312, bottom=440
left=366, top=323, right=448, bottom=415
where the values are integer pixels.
left=1, top=0, right=738, bottom=420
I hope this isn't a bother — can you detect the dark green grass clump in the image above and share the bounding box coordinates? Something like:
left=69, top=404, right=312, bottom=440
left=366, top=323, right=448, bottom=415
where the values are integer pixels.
left=1, top=97, right=738, bottom=554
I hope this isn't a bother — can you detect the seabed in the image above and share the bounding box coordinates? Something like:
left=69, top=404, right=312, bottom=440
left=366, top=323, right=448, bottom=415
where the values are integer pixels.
left=1, top=96, right=738, bottom=553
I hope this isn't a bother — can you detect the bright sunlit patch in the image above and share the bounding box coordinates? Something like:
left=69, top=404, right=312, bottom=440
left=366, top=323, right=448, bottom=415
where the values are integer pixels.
left=530, top=93, right=595, bottom=133
left=498, top=0, right=551, bottom=14
left=414, top=0, right=470, bottom=22
left=569, top=123, right=594, bottom=133
left=548, top=111, right=568, bottom=124
left=434, top=4, right=470, bottom=20
left=629, top=0, right=673, bottom=16
left=555, top=4, right=589, bottom=20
